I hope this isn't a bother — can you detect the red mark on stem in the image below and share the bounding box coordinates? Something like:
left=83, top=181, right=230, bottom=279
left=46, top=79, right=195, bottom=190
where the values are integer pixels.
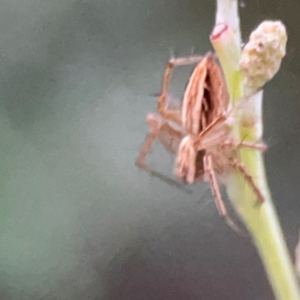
left=210, top=23, right=228, bottom=41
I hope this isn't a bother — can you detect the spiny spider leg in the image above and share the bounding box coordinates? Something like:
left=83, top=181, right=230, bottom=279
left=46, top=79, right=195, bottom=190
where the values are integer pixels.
left=136, top=131, right=158, bottom=170
left=135, top=114, right=191, bottom=192
left=158, top=55, right=205, bottom=124
left=197, top=138, right=266, bottom=203
left=203, top=154, right=245, bottom=235
left=203, top=154, right=226, bottom=214
left=230, top=159, right=265, bottom=203
left=222, top=141, right=267, bottom=152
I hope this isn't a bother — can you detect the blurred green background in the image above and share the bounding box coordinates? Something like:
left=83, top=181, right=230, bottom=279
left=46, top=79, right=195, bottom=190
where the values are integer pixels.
left=0, top=0, right=299, bottom=299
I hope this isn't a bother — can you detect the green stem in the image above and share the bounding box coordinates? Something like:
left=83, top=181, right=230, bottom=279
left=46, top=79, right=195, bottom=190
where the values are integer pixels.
left=227, top=147, right=300, bottom=300
left=211, top=4, right=300, bottom=298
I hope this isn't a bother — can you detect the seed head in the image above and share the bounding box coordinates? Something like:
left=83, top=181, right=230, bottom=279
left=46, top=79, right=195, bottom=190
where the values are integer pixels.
left=240, top=20, right=287, bottom=89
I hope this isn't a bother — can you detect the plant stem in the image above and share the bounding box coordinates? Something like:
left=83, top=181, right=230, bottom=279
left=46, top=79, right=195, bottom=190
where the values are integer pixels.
left=212, top=1, right=300, bottom=299
left=215, top=0, right=241, bottom=47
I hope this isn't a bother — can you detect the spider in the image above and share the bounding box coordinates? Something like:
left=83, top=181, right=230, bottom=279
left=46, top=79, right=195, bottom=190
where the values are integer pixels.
left=136, top=52, right=266, bottom=232
left=136, top=53, right=223, bottom=182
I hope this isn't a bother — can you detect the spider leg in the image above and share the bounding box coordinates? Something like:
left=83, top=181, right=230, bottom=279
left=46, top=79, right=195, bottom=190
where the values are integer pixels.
left=203, top=154, right=246, bottom=235
left=135, top=115, right=191, bottom=192
left=230, top=159, right=265, bottom=203
left=158, top=55, right=205, bottom=124
left=135, top=133, right=191, bottom=192
left=135, top=130, right=158, bottom=170
left=222, top=140, right=267, bottom=152
left=203, top=154, right=226, bottom=214
left=157, top=130, right=182, bottom=154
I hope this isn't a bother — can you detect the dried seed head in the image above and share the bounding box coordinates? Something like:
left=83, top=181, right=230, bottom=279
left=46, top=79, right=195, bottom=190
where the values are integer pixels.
left=240, top=20, right=287, bottom=89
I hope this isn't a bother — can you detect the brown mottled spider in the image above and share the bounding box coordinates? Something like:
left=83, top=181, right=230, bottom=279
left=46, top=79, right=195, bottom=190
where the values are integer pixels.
left=136, top=52, right=266, bottom=232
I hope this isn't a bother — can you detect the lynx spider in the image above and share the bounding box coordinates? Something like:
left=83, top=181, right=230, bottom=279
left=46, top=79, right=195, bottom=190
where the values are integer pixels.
left=136, top=52, right=266, bottom=232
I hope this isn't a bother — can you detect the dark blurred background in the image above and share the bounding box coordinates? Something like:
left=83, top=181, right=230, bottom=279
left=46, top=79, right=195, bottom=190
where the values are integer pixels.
left=0, top=0, right=299, bottom=299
